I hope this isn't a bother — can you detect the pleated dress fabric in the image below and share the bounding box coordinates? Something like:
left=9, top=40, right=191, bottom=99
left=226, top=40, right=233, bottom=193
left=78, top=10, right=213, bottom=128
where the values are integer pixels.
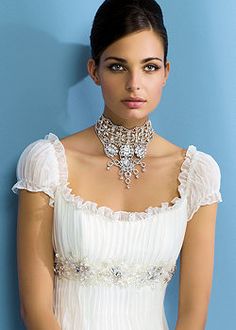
left=11, top=132, right=223, bottom=330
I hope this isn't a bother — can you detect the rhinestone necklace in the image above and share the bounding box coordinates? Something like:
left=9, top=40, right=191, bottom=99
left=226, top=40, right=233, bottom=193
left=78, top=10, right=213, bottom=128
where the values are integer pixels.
left=94, top=114, right=156, bottom=189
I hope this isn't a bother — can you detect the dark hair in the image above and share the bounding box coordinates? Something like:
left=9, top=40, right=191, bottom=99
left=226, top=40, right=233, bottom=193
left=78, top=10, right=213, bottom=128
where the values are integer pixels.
left=90, top=0, right=168, bottom=67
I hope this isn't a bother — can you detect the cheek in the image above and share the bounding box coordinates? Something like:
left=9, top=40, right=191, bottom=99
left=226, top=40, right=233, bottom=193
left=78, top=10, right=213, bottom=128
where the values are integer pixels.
left=100, top=82, right=114, bottom=100
left=147, top=81, right=164, bottom=107
left=99, top=80, right=117, bottom=105
left=148, top=79, right=164, bottom=96
left=100, top=76, right=121, bottom=98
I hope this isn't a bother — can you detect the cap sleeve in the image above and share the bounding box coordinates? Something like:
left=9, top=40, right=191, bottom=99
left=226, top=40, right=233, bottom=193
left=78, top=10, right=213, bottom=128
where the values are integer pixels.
left=186, top=151, right=223, bottom=222
left=11, top=137, right=60, bottom=207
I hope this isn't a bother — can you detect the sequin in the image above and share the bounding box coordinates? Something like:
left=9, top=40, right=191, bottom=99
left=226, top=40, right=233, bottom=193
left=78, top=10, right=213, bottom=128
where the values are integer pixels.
left=54, top=253, right=176, bottom=289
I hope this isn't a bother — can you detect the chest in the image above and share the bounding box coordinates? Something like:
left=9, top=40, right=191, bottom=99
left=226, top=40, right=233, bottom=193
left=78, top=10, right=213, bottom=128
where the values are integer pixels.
left=53, top=190, right=188, bottom=265
left=64, top=150, right=185, bottom=212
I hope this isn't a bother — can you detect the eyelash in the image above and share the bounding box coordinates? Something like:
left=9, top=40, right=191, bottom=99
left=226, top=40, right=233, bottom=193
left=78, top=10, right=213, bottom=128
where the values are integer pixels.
left=107, top=63, right=161, bottom=72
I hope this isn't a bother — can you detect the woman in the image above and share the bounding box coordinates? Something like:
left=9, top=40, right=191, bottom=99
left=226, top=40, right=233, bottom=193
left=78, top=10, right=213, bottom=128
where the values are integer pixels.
left=11, top=0, right=223, bottom=329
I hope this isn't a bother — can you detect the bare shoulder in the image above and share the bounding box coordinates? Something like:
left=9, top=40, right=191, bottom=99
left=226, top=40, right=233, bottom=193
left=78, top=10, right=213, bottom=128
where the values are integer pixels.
left=150, top=133, right=187, bottom=161
left=60, top=125, right=101, bottom=157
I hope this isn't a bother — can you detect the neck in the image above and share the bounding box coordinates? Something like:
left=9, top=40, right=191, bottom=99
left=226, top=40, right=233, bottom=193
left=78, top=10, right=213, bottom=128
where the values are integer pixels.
left=102, top=110, right=149, bottom=129
left=94, top=112, right=156, bottom=189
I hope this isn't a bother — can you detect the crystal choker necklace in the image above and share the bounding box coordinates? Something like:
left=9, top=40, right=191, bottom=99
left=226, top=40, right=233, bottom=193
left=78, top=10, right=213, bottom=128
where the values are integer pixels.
left=94, top=114, right=155, bottom=189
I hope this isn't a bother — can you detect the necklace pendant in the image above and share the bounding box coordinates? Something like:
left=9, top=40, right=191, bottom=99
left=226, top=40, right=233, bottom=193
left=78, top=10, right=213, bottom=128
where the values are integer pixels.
left=124, top=176, right=131, bottom=189
left=107, top=159, right=115, bottom=170
left=135, top=144, right=147, bottom=158
left=105, top=143, right=118, bottom=157
left=133, top=168, right=139, bottom=178
left=119, top=144, right=134, bottom=158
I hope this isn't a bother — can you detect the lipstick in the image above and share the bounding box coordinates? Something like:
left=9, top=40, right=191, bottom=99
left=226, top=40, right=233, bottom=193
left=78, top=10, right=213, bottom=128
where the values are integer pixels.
left=122, top=97, right=147, bottom=109
left=122, top=100, right=146, bottom=109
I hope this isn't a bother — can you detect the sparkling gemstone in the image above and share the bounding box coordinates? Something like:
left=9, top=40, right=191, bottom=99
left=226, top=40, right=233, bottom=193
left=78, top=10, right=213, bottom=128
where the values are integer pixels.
left=54, top=253, right=176, bottom=289
left=94, top=114, right=155, bottom=189
left=135, top=144, right=146, bottom=158
left=122, top=159, right=130, bottom=166
left=105, top=143, right=118, bottom=157
left=120, top=158, right=135, bottom=171
left=119, top=144, right=134, bottom=157
left=111, top=266, right=122, bottom=278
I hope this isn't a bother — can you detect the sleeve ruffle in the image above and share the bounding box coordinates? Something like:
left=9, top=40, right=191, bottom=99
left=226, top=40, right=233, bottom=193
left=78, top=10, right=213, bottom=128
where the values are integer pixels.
left=11, top=138, right=60, bottom=207
left=186, top=151, right=223, bottom=222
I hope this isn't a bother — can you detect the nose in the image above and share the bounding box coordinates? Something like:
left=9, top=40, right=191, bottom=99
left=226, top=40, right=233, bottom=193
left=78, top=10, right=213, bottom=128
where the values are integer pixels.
left=125, top=71, right=141, bottom=91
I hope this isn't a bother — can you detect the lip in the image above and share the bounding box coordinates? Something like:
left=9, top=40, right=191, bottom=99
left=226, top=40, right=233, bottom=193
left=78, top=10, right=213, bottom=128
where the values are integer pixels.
left=122, top=96, right=146, bottom=102
left=122, top=100, right=146, bottom=109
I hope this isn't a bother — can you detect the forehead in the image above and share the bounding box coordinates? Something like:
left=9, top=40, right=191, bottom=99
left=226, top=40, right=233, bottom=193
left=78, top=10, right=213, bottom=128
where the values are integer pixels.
left=101, top=30, right=164, bottom=61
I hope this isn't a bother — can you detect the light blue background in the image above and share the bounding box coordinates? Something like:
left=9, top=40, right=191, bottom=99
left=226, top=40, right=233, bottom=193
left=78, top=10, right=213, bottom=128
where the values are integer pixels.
left=1, top=1, right=235, bottom=329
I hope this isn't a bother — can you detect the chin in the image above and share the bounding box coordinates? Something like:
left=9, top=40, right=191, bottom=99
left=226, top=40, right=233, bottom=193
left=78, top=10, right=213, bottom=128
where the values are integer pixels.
left=116, top=110, right=147, bottom=117
left=104, top=104, right=151, bottom=121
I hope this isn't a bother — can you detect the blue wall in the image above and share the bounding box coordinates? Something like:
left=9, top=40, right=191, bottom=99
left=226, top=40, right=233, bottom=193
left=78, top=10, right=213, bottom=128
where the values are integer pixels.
left=1, top=1, right=235, bottom=328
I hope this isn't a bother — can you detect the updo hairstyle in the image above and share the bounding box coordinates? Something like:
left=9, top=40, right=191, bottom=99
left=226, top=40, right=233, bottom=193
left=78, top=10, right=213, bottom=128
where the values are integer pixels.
left=90, top=0, right=168, bottom=67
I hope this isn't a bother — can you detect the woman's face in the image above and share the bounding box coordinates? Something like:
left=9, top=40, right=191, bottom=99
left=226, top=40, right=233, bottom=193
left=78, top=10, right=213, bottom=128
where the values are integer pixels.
left=87, top=29, right=170, bottom=127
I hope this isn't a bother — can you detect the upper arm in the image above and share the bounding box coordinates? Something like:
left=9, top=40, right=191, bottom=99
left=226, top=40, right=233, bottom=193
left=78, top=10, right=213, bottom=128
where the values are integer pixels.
left=17, top=189, right=55, bottom=320
left=11, top=137, right=59, bottom=321
left=178, top=202, right=218, bottom=320
left=177, top=150, right=223, bottom=322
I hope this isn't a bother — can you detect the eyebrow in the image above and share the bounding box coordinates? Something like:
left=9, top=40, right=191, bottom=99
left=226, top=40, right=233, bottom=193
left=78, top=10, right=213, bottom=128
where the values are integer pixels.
left=104, top=56, right=163, bottom=63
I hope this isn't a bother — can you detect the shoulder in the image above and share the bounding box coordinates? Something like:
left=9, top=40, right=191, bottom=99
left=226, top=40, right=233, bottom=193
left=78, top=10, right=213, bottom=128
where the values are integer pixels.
left=17, top=133, right=58, bottom=166
left=145, top=133, right=187, bottom=160
left=14, top=133, right=62, bottom=178
left=186, top=147, right=223, bottom=221
left=154, top=139, right=223, bottom=222
left=11, top=132, right=62, bottom=204
left=60, top=125, right=104, bottom=159
left=190, top=148, right=222, bottom=189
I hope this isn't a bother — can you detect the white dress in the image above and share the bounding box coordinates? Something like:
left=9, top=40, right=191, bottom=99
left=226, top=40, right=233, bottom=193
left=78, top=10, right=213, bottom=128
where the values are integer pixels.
left=11, top=132, right=223, bottom=330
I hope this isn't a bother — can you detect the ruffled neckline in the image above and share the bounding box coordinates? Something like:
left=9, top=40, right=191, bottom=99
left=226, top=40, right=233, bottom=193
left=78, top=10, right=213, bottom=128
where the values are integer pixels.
left=44, top=132, right=197, bottom=221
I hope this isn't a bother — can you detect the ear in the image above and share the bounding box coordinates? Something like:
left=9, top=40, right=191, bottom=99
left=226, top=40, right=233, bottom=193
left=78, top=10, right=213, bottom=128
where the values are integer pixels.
left=163, top=61, right=170, bottom=86
left=87, top=58, right=101, bottom=85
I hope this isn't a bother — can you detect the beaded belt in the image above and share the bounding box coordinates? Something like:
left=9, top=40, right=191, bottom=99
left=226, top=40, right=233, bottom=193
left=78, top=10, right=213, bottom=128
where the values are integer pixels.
left=54, top=253, right=176, bottom=289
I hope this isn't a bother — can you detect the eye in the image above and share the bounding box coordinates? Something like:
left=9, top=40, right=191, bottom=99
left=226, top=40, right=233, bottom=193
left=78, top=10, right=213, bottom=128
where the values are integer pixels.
left=107, top=63, right=161, bottom=72
left=144, top=64, right=161, bottom=72
left=107, top=63, right=125, bottom=72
